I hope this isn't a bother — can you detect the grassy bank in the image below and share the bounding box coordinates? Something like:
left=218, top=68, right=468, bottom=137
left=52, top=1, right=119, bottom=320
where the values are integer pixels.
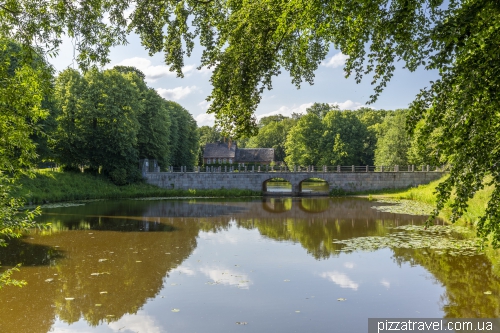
left=14, top=170, right=261, bottom=204
left=362, top=176, right=500, bottom=273
left=365, top=176, right=492, bottom=225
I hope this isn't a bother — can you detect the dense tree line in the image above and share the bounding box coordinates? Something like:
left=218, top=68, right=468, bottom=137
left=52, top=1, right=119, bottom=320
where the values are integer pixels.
left=216, top=104, right=433, bottom=169
left=47, top=67, right=198, bottom=184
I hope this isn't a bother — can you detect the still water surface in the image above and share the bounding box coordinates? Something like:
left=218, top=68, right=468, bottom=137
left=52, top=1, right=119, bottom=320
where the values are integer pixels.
left=0, top=198, right=499, bottom=333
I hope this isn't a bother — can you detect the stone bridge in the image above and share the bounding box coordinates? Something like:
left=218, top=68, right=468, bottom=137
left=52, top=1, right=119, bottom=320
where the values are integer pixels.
left=143, top=170, right=445, bottom=195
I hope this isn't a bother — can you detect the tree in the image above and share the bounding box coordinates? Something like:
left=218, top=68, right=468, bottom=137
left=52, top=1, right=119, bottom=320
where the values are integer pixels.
left=352, top=108, right=389, bottom=165
left=284, top=113, right=323, bottom=167
left=136, top=88, right=171, bottom=169
left=0, top=39, right=53, bottom=288
left=165, top=101, right=199, bottom=167
left=319, top=110, right=368, bottom=166
left=247, top=116, right=296, bottom=164
left=54, top=68, right=142, bottom=183
left=113, top=66, right=172, bottom=170
left=407, top=119, right=445, bottom=166
left=2, top=0, right=500, bottom=242
left=306, top=103, right=332, bottom=120
left=374, top=110, right=411, bottom=167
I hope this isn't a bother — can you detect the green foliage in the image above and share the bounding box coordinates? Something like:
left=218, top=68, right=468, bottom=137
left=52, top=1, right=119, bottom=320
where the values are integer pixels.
left=247, top=115, right=296, bottom=163
left=285, top=106, right=369, bottom=167
left=407, top=119, right=445, bottom=166
left=166, top=101, right=199, bottom=167
left=136, top=88, right=171, bottom=169
left=374, top=110, right=411, bottom=167
left=0, top=39, right=53, bottom=174
left=352, top=108, right=389, bottom=165
left=54, top=68, right=142, bottom=182
left=284, top=113, right=323, bottom=166
left=54, top=67, right=198, bottom=179
left=2, top=0, right=500, bottom=244
left=320, top=110, right=368, bottom=166
left=0, top=39, right=52, bottom=288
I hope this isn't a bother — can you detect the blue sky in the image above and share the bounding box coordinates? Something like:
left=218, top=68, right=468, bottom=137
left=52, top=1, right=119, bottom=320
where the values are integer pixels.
left=50, top=32, right=439, bottom=127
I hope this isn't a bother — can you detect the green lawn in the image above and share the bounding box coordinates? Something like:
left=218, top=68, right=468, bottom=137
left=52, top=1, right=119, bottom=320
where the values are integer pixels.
left=14, top=169, right=260, bottom=204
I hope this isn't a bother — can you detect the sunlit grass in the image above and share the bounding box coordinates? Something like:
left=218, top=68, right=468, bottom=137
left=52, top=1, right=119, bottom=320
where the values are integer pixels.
left=14, top=170, right=261, bottom=204
left=362, top=175, right=500, bottom=275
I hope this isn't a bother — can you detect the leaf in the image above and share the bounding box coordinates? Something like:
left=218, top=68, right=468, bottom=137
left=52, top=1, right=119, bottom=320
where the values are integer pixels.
left=337, top=298, right=347, bottom=301
left=171, top=308, right=180, bottom=312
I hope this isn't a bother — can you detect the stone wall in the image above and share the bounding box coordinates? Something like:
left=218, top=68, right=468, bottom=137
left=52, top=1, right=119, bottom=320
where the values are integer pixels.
left=144, top=171, right=445, bottom=195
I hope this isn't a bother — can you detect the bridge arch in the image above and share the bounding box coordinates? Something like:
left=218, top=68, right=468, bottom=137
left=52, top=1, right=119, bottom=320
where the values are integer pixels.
left=262, top=177, right=293, bottom=194
left=298, top=177, right=330, bottom=195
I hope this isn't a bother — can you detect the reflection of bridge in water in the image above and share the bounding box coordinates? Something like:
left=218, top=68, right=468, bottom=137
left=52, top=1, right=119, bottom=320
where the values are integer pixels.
left=140, top=198, right=440, bottom=225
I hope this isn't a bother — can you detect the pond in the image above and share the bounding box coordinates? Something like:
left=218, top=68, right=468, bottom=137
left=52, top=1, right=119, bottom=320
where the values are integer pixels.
left=0, top=197, right=499, bottom=333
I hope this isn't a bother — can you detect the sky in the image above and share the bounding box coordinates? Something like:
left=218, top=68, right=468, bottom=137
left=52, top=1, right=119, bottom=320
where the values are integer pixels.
left=50, top=32, right=439, bottom=127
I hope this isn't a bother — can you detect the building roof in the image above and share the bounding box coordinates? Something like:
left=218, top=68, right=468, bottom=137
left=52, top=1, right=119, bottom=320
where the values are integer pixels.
left=235, top=148, right=274, bottom=163
left=203, top=142, right=236, bottom=159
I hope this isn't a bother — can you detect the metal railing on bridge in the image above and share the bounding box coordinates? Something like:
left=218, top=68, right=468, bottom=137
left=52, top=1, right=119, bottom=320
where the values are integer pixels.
left=141, top=160, right=448, bottom=174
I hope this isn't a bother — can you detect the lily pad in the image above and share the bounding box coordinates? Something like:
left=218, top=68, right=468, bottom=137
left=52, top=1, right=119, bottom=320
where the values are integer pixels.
left=171, top=308, right=180, bottom=312
left=332, top=224, right=480, bottom=255
left=484, top=291, right=492, bottom=295
left=45, top=278, right=54, bottom=283
left=371, top=199, right=435, bottom=216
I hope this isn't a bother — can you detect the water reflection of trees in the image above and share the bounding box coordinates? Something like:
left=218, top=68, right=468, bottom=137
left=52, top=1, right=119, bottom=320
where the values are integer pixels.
left=1, top=198, right=498, bottom=330
left=392, top=248, right=500, bottom=318
left=0, top=200, right=217, bottom=332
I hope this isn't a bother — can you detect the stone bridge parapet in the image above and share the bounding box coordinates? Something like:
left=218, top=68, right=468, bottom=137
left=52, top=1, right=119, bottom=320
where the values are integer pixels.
left=143, top=171, right=445, bottom=195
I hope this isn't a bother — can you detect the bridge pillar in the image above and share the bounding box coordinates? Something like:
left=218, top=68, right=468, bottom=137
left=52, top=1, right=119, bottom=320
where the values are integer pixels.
left=292, top=183, right=300, bottom=196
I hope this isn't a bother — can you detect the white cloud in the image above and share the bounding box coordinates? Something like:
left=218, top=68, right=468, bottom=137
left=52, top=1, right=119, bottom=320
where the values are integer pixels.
left=157, top=86, right=198, bottom=100
left=333, top=100, right=366, bottom=110
left=198, top=66, right=214, bottom=76
left=199, top=266, right=252, bottom=289
left=111, top=57, right=199, bottom=82
left=195, top=113, right=215, bottom=127
left=257, top=100, right=367, bottom=120
left=108, top=313, right=164, bottom=333
left=344, top=262, right=355, bottom=269
left=172, top=265, right=196, bottom=276
left=198, top=100, right=211, bottom=110
left=256, top=103, right=314, bottom=120
left=319, top=271, right=359, bottom=290
left=198, top=231, right=239, bottom=244
left=322, top=52, right=349, bottom=68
